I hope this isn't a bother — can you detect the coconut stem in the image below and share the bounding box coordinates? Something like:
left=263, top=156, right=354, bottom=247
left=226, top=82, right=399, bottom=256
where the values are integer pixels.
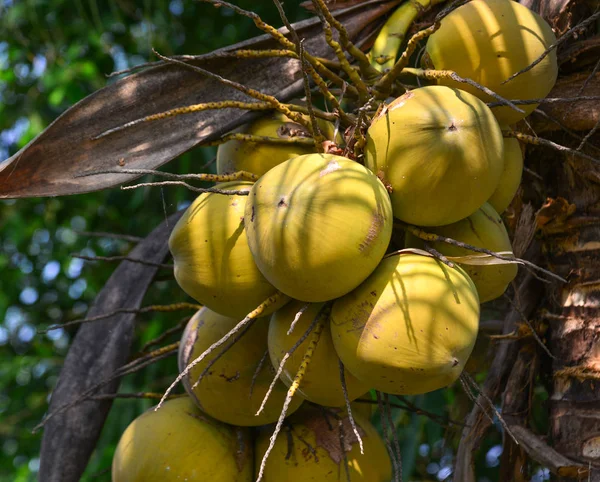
left=158, top=292, right=290, bottom=411
left=256, top=315, right=326, bottom=482
left=339, top=360, right=364, bottom=454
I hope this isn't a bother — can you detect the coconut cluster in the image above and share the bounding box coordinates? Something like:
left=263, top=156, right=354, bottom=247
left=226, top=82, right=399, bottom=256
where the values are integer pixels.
left=113, top=0, right=558, bottom=479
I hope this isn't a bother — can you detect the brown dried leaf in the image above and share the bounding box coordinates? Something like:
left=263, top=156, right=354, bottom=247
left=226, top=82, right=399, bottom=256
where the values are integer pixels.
left=39, top=212, right=181, bottom=482
left=531, top=71, right=600, bottom=133
left=0, top=1, right=397, bottom=199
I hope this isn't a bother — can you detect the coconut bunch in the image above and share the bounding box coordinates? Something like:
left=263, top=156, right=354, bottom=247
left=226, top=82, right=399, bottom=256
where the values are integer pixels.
left=111, top=0, right=564, bottom=480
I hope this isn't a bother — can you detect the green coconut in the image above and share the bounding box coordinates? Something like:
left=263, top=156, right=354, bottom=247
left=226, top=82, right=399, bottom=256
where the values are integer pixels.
left=488, top=137, right=523, bottom=214
left=178, top=307, right=304, bottom=426
left=112, top=396, right=253, bottom=482
left=217, top=112, right=339, bottom=177
left=405, top=202, right=518, bottom=303
left=169, top=181, right=284, bottom=318
left=423, top=0, right=558, bottom=125
left=364, top=85, right=504, bottom=226
left=331, top=252, right=480, bottom=395
left=255, top=405, right=392, bottom=482
left=244, top=153, right=393, bottom=302
left=268, top=301, right=371, bottom=407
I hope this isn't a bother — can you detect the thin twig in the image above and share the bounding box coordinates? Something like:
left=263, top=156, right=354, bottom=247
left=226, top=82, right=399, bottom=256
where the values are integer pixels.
left=139, top=317, right=189, bottom=353
left=40, top=303, right=200, bottom=335
left=532, top=109, right=600, bottom=155
left=256, top=304, right=328, bottom=416
left=271, top=0, right=325, bottom=147
left=153, top=49, right=313, bottom=132
left=120, top=180, right=250, bottom=196
left=578, top=57, right=600, bottom=95
left=502, top=10, right=600, bottom=84
left=33, top=343, right=179, bottom=432
left=70, top=253, right=173, bottom=269
left=199, top=0, right=357, bottom=98
left=503, top=292, right=554, bottom=359
left=460, top=372, right=519, bottom=445
left=505, top=130, right=600, bottom=165
left=384, top=393, right=403, bottom=482
left=256, top=316, right=325, bottom=482
left=74, top=231, right=143, bottom=243
left=249, top=349, right=270, bottom=397
left=287, top=303, right=310, bottom=335
left=402, top=67, right=525, bottom=115
left=191, top=316, right=256, bottom=390
left=399, top=222, right=567, bottom=283
left=488, top=96, right=600, bottom=107
left=158, top=292, right=289, bottom=410
left=577, top=117, right=600, bottom=152
left=77, top=168, right=259, bottom=182
left=310, top=0, right=379, bottom=79
left=377, top=391, right=400, bottom=482
left=339, top=360, right=364, bottom=454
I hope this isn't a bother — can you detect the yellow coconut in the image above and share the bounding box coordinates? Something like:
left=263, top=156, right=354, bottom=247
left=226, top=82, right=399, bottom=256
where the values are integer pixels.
left=169, top=181, right=284, bottom=318
left=268, top=301, right=371, bottom=407
left=244, top=153, right=393, bottom=302
left=112, top=396, right=252, bottom=482
left=217, top=112, right=340, bottom=177
left=423, top=0, right=558, bottom=125
left=488, top=137, right=523, bottom=214
left=331, top=252, right=480, bottom=395
left=405, top=202, right=517, bottom=302
left=364, top=85, right=504, bottom=226
left=255, top=405, right=392, bottom=482
left=178, top=307, right=303, bottom=426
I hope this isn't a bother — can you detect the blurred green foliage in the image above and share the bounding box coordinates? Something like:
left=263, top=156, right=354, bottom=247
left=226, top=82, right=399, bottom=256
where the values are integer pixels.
left=0, top=1, right=525, bottom=481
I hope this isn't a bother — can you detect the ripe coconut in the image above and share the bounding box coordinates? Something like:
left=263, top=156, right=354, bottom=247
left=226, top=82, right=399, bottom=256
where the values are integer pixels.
left=217, top=112, right=339, bottom=177
left=178, top=307, right=304, bottom=426
left=255, top=405, right=392, bottom=482
left=423, top=0, right=558, bottom=125
left=331, top=252, right=480, bottom=395
left=268, top=301, right=371, bottom=407
left=405, top=202, right=518, bottom=303
left=488, top=137, right=523, bottom=214
left=364, top=85, right=504, bottom=226
left=169, top=181, right=283, bottom=319
left=112, top=396, right=253, bottom=482
left=244, top=153, right=393, bottom=302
